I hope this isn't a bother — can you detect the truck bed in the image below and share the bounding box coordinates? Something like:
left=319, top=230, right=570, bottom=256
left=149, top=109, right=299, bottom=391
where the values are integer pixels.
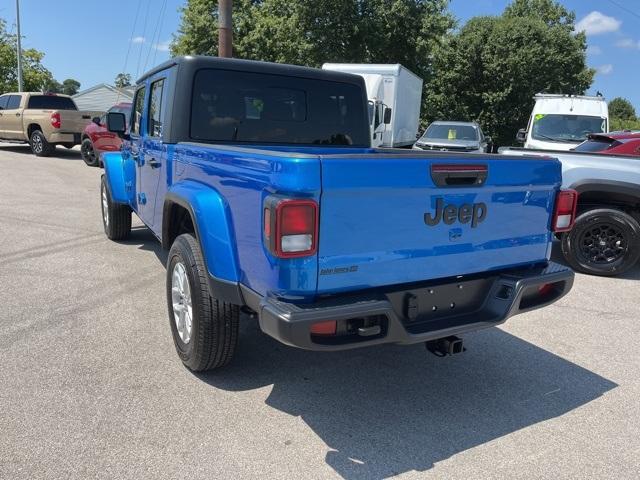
left=171, top=143, right=561, bottom=299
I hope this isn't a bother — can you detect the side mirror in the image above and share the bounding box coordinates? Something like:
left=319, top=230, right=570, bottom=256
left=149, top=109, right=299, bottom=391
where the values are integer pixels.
left=383, top=107, right=392, bottom=125
left=92, top=116, right=101, bottom=126
left=516, top=128, right=527, bottom=143
left=107, top=112, right=128, bottom=139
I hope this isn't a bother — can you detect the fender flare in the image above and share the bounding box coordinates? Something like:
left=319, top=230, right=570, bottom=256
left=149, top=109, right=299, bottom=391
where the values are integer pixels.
left=102, top=152, right=135, bottom=205
left=163, top=181, right=243, bottom=304
left=569, top=179, right=640, bottom=206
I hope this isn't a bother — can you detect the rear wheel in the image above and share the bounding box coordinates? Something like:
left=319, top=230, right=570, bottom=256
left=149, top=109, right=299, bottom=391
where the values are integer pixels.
left=561, top=208, right=640, bottom=276
left=30, top=130, right=55, bottom=157
left=100, top=175, right=131, bottom=240
left=81, top=138, right=99, bottom=166
left=167, top=233, right=240, bottom=371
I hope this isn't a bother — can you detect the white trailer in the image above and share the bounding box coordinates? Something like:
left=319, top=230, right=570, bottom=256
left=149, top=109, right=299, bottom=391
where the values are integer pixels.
left=322, top=63, right=423, bottom=148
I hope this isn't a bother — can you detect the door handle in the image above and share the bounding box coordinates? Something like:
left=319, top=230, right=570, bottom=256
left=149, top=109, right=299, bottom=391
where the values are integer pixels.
left=15, top=113, right=21, bottom=117
left=148, top=157, right=161, bottom=169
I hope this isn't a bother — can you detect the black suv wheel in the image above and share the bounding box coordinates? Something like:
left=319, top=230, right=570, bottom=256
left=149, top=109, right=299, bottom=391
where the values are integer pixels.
left=561, top=208, right=640, bottom=276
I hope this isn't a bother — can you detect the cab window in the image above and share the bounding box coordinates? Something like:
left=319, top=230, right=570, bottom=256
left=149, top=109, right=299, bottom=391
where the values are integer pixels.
left=0, top=95, right=8, bottom=110
left=6, top=95, right=21, bottom=110
left=148, top=79, right=165, bottom=137
left=131, top=86, right=146, bottom=136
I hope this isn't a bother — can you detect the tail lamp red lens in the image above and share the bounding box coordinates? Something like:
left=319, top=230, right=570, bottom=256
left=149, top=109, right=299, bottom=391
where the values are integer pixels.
left=264, top=198, right=318, bottom=258
left=50, top=112, right=61, bottom=129
left=310, top=320, right=337, bottom=336
left=552, top=189, right=578, bottom=232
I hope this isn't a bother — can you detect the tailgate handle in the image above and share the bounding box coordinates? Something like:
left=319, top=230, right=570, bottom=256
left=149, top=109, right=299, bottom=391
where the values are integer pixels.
left=431, top=164, right=487, bottom=187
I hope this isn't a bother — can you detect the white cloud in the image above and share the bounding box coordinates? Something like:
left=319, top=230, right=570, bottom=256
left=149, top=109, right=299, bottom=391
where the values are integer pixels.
left=153, top=40, right=171, bottom=52
left=131, top=36, right=146, bottom=44
left=587, top=45, right=602, bottom=55
left=597, top=64, right=613, bottom=75
left=615, top=38, right=640, bottom=49
left=575, top=11, right=621, bottom=35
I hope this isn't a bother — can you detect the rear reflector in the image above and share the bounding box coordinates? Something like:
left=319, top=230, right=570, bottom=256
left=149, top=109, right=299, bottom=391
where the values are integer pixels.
left=310, top=320, right=337, bottom=335
left=264, top=198, right=318, bottom=258
left=553, top=190, right=578, bottom=232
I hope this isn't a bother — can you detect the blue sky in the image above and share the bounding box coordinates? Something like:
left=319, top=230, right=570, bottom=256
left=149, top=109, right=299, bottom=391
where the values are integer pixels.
left=1, top=0, right=639, bottom=110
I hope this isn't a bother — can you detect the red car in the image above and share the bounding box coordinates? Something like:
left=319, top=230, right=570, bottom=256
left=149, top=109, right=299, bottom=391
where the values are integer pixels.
left=80, top=102, right=132, bottom=167
left=574, top=131, right=640, bottom=156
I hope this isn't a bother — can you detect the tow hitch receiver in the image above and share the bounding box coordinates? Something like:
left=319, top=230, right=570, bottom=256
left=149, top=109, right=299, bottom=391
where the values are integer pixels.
left=425, top=336, right=465, bottom=357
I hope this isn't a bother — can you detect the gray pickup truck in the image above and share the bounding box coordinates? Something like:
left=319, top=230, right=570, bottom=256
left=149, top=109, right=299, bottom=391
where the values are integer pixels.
left=500, top=146, right=640, bottom=276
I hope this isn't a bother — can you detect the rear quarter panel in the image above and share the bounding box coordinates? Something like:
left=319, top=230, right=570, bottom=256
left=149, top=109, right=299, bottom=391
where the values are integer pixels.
left=171, top=144, right=321, bottom=298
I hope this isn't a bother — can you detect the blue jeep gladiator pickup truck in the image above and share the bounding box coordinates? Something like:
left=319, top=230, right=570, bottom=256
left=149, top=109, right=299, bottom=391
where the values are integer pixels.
left=101, top=56, right=576, bottom=371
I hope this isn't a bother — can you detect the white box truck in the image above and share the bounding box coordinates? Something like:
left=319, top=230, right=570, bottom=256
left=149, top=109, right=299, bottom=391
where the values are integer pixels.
left=516, top=94, right=609, bottom=151
left=322, top=63, right=423, bottom=148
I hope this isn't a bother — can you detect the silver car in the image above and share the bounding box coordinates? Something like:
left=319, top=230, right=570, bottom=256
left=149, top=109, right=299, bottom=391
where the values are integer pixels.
left=414, top=121, right=491, bottom=153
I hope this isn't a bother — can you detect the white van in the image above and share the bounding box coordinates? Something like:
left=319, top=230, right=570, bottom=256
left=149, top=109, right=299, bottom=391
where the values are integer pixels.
left=322, top=63, right=423, bottom=148
left=517, top=94, right=609, bottom=151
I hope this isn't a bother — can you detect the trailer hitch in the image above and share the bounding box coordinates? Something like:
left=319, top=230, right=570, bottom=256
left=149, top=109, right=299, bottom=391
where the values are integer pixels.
left=425, top=335, right=465, bottom=357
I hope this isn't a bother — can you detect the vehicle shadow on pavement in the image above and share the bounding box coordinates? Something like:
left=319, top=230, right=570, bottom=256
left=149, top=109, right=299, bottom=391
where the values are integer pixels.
left=0, top=144, right=83, bottom=160
left=198, top=321, right=617, bottom=479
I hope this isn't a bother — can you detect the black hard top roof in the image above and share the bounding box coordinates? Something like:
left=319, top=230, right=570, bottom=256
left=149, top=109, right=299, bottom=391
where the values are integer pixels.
left=137, top=55, right=362, bottom=86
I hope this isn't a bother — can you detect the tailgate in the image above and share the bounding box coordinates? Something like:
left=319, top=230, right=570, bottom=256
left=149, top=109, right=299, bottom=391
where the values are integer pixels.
left=317, top=153, right=561, bottom=294
left=58, top=111, right=101, bottom=132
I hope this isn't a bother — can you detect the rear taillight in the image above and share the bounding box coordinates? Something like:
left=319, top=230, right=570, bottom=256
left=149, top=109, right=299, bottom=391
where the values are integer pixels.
left=552, top=189, right=578, bottom=232
left=50, top=112, right=61, bottom=129
left=264, top=198, right=318, bottom=258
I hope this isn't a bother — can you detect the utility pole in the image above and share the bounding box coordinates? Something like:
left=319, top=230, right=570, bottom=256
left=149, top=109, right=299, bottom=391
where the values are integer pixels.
left=218, top=0, right=232, bottom=58
left=15, top=0, right=23, bottom=92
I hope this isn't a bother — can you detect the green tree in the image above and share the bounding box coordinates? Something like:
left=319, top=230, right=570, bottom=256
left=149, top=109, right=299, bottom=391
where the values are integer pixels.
left=42, top=79, right=63, bottom=93
left=114, top=73, right=132, bottom=88
left=171, top=0, right=454, bottom=81
left=62, top=78, right=81, bottom=95
left=425, top=0, right=594, bottom=146
left=610, top=117, right=640, bottom=132
left=608, top=97, right=636, bottom=121
left=0, top=18, right=55, bottom=93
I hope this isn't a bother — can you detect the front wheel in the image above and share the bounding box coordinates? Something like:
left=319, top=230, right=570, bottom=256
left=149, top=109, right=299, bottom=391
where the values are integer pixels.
left=30, top=130, right=55, bottom=157
left=167, top=234, right=240, bottom=371
left=561, top=208, right=640, bottom=276
left=100, top=175, right=131, bottom=240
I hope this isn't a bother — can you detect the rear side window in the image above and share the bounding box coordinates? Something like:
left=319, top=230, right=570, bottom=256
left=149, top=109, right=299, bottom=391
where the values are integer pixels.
left=131, top=87, right=146, bottom=136
left=27, top=95, right=77, bottom=110
left=6, top=95, right=22, bottom=109
left=190, top=69, right=368, bottom=146
left=574, top=139, right=621, bottom=152
left=0, top=95, right=8, bottom=110
left=148, top=79, right=165, bottom=137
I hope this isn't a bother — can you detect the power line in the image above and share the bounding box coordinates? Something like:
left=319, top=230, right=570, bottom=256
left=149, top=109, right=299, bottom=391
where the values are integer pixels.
left=143, top=0, right=168, bottom=73
left=603, top=0, right=640, bottom=21
left=135, top=0, right=153, bottom=79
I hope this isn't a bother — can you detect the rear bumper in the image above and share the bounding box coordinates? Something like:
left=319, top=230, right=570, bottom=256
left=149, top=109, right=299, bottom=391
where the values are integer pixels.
left=49, top=132, right=81, bottom=145
left=256, top=262, right=574, bottom=351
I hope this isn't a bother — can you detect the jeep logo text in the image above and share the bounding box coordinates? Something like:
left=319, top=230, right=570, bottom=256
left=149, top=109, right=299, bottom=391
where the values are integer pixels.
left=424, top=198, right=487, bottom=228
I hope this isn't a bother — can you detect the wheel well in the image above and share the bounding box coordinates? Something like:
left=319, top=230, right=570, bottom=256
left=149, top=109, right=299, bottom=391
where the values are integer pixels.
left=577, top=190, right=640, bottom=216
left=162, top=202, right=196, bottom=249
left=27, top=124, right=43, bottom=138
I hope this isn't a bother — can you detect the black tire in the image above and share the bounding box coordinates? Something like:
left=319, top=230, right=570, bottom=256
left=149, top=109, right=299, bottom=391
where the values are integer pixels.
left=561, top=208, right=640, bottom=276
left=30, top=130, right=55, bottom=157
left=167, top=233, right=240, bottom=371
left=100, top=175, right=131, bottom=240
left=81, top=138, right=99, bottom=167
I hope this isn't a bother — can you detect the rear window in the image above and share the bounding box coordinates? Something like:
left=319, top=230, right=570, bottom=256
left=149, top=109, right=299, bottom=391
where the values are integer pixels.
left=27, top=95, right=77, bottom=110
left=574, top=138, right=621, bottom=153
left=190, top=69, right=368, bottom=146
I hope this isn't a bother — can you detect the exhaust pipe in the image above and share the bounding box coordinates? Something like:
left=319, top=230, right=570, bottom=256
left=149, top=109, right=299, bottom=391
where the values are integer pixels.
left=425, top=336, right=465, bottom=357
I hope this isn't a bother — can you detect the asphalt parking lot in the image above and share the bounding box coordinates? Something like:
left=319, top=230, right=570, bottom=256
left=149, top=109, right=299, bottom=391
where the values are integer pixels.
left=0, top=143, right=639, bottom=480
